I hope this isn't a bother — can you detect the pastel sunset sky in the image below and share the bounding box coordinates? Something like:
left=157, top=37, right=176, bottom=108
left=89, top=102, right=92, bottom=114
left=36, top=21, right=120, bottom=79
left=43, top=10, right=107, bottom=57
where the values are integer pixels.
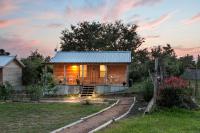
left=0, top=0, right=200, bottom=58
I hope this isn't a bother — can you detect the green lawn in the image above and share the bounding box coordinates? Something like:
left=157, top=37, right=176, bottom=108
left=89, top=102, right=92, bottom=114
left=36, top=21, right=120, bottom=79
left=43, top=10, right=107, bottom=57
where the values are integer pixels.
left=125, top=81, right=145, bottom=93
left=98, top=108, right=200, bottom=133
left=0, top=102, right=108, bottom=133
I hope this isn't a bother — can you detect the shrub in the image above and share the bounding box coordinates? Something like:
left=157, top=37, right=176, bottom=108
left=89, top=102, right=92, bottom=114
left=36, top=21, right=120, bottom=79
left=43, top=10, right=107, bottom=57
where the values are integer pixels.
left=158, top=87, right=182, bottom=107
left=26, top=85, right=43, bottom=101
left=0, top=81, right=13, bottom=101
left=41, top=72, right=57, bottom=96
left=142, top=79, right=154, bottom=102
left=158, top=76, right=192, bottom=108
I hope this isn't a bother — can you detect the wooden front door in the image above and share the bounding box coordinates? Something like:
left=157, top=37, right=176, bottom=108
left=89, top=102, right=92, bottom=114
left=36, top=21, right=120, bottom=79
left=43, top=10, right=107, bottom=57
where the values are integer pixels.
left=88, top=65, right=99, bottom=84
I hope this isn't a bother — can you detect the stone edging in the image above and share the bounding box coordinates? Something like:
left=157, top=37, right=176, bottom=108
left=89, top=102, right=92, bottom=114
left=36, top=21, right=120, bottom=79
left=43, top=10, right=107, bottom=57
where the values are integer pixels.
left=88, top=97, right=136, bottom=133
left=50, top=99, right=120, bottom=133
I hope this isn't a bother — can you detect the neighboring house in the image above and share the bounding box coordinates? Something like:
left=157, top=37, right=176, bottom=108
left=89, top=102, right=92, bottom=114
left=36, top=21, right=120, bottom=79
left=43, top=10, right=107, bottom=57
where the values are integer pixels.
left=0, top=56, right=25, bottom=90
left=49, top=51, right=131, bottom=96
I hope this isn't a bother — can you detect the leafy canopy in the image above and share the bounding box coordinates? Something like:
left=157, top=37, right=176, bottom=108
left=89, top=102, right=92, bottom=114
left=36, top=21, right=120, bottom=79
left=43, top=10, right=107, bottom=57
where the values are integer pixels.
left=21, top=50, right=50, bottom=85
left=60, top=21, right=144, bottom=52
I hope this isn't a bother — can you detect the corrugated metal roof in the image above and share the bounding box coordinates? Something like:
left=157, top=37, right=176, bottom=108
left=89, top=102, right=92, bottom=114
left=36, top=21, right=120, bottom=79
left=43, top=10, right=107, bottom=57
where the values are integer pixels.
left=0, top=56, right=15, bottom=67
left=0, top=56, right=25, bottom=68
left=50, top=51, right=131, bottom=63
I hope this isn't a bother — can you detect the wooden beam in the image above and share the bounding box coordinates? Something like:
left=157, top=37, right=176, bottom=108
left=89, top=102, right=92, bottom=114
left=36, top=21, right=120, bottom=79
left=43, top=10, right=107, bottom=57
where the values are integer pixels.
left=126, top=65, right=129, bottom=86
left=82, top=65, right=84, bottom=85
left=105, top=65, right=108, bottom=85
left=64, top=64, right=66, bottom=84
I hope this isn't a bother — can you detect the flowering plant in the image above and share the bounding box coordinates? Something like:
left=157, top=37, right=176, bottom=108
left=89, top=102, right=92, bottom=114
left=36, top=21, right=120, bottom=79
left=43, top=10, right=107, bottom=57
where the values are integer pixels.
left=163, top=76, right=188, bottom=89
left=158, top=76, right=192, bottom=108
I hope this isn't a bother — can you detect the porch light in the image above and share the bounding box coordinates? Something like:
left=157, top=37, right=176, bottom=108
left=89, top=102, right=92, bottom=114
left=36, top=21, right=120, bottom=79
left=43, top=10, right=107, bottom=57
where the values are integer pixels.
left=71, top=65, right=78, bottom=71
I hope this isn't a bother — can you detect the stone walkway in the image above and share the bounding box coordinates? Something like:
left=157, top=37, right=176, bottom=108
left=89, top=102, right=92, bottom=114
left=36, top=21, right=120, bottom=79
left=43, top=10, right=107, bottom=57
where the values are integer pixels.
left=56, top=97, right=134, bottom=133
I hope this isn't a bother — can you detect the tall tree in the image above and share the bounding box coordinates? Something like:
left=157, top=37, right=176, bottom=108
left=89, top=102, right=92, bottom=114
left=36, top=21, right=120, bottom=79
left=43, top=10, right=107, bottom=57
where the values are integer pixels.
left=150, top=44, right=175, bottom=59
left=21, top=50, right=50, bottom=85
left=60, top=21, right=144, bottom=53
left=179, top=54, right=195, bottom=69
left=150, top=44, right=182, bottom=76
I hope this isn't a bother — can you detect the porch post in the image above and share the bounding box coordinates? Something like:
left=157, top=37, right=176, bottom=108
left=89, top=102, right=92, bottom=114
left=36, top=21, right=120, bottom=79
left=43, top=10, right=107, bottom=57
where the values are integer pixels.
left=126, top=65, right=129, bottom=86
left=64, top=64, right=66, bottom=84
left=105, top=65, right=108, bottom=85
left=82, top=65, right=84, bottom=85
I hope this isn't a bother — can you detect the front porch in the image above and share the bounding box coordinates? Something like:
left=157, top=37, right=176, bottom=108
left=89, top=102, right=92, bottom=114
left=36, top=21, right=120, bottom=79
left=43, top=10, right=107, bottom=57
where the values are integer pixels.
left=53, top=64, right=128, bottom=86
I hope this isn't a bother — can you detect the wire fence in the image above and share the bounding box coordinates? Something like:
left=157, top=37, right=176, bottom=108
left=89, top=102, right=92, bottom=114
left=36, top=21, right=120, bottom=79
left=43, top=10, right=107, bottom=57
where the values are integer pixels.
left=189, top=80, right=200, bottom=99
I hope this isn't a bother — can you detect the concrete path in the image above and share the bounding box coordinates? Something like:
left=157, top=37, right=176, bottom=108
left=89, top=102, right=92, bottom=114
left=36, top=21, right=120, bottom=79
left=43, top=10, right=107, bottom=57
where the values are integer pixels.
left=57, top=97, right=134, bottom=133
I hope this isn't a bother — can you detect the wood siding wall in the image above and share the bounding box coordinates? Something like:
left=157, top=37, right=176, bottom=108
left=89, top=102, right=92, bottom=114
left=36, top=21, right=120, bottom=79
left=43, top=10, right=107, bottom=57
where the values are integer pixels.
left=107, top=64, right=127, bottom=85
left=53, top=63, right=128, bottom=86
left=2, top=61, right=22, bottom=87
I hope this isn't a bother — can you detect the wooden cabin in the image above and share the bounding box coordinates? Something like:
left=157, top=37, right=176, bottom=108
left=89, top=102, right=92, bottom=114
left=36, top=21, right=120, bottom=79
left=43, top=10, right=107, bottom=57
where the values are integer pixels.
left=0, top=56, right=25, bottom=90
left=49, top=51, right=131, bottom=95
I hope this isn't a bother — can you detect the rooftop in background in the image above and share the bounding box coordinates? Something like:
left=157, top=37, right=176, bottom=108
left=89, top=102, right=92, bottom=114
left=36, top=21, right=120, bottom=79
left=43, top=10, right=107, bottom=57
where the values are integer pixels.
left=181, top=68, right=200, bottom=80
left=50, top=51, right=131, bottom=63
left=0, top=56, right=25, bottom=68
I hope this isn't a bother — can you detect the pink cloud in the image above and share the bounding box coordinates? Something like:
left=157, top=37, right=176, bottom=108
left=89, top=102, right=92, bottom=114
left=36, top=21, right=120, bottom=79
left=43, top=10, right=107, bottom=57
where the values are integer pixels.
left=0, top=35, right=53, bottom=57
left=104, top=0, right=162, bottom=21
left=183, top=12, right=200, bottom=25
left=0, top=0, right=18, bottom=15
left=174, top=47, right=200, bottom=58
left=139, top=12, right=172, bottom=30
left=65, top=0, right=163, bottom=22
left=0, top=19, right=26, bottom=28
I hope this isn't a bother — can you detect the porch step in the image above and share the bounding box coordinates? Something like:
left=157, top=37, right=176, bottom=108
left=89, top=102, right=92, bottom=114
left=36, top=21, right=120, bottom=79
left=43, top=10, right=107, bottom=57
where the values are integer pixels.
left=81, top=85, right=95, bottom=97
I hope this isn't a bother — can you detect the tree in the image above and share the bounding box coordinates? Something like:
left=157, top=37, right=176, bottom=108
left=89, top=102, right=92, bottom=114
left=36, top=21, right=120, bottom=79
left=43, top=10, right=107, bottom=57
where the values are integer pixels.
left=129, top=48, right=150, bottom=81
left=179, top=54, right=195, bottom=69
left=150, top=44, right=182, bottom=77
left=60, top=21, right=144, bottom=53
left=21, top=50, right=49, bottom=85
left=0, top=49, right=10, bottom=55
left=150, top=44, right=175, bottom=59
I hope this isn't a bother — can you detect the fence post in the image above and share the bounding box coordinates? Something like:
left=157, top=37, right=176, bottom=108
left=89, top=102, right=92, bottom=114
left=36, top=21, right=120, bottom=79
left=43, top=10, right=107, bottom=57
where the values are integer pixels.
left=153, top=58, right=159, bottom=104
left=144, top=58, right=159, bottom=114
left=195, top=60, right=198, bottom=97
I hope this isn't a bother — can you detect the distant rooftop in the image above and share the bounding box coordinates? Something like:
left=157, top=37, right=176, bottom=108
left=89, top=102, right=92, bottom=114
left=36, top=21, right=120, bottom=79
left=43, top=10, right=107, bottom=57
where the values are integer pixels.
left=181, top=68, right=200, bottom=80
left=50, top=51, right=131, bottom=63
left=0, top=56, right=24, bottom=68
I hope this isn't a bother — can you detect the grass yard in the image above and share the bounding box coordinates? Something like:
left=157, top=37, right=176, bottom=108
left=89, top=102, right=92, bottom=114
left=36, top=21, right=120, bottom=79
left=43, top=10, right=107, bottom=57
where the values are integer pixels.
left=125, top=81, right=145, bottom=93
left=0, top=102, right=108, bottom=133
left=98, top=108, right=200, bottom=133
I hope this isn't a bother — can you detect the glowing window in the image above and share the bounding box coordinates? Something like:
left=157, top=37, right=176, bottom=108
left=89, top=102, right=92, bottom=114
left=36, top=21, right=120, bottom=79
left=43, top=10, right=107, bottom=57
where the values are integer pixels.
left=100, top=65, right=106, bottom=78
left=80, top=65, right=87, bottom=77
